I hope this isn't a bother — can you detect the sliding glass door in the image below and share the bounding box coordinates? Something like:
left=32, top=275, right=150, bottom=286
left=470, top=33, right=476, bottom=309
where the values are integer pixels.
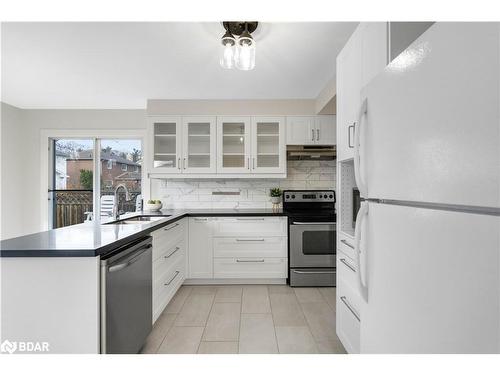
left=48, top=137, right=142, bottom=229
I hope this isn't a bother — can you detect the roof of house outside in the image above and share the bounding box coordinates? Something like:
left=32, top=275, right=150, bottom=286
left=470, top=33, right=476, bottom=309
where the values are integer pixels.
left=66, top=150, right=141, bottom=166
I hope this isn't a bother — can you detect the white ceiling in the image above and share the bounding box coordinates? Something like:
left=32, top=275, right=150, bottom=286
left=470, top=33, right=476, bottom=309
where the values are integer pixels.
left=1, top=22, right=357, bottom=109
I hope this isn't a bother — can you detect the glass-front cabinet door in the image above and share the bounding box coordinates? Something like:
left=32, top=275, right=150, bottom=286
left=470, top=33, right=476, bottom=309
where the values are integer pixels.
left=182, top=116, right=216, bottom=173
left=150, top=116, right=182, bottom=173
left=251, top=116, right=286, bottom=173
left=217, top=116, right=251, bottom=173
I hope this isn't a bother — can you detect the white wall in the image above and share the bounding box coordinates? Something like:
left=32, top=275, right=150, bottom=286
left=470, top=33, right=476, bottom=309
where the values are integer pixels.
left=1, top=102, right=28, bottom=239
left=0, top=105, right=147, bottom=239
left=315, top=76, right=336, bottom=115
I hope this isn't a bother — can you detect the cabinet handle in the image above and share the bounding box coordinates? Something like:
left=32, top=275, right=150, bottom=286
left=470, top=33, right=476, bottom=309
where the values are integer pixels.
left=340, top=296, right=360, bottom=322
left=236, top=218, right=265, bottom=221
left=164, top=223, right=179, bottom=231
left=340, top=258, right=356, bottom=272
left=341, top=239, right=355, bottom=249
left=311, top=129, right=315, bottom=141
left=183, top=158, right=186, bottom=169
left=236, top=259, right=265, bottom=263
left=235, top=238, right=265, bottom=242
left=194, top=218, right=208, bottom=222
left=178, top=157, right=181, bottom=170
left=164, top=270, right=180, bottom=286
left=292, top=269, right=335, bottom=274
left=348, top=124, right=355, bottom=148
left=317, top=128, right=320, bottom=141
left=165, top=246, right=180, bottom=259
left=247, top=157, right=250, bottom=170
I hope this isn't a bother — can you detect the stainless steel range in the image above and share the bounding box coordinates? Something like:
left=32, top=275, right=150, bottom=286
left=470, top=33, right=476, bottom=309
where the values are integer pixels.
left=284, top=190, right=336, bottom=287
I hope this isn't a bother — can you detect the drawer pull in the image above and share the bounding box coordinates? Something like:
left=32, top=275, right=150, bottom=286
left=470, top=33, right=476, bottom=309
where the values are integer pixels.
left=236, top=218, right=265, bottom=221
left=235, top=238, right=265, bottom=242
left=236, top=259, right=265, bottom=263
left=340, top=296, right=360, bottom=322
left=340, top=258, right=356, bottom=272
left=194, top=218, right=208, bottom=222
left=164, top=271, right=180, bottom=286
left=292, top=269, right=335, bottom=275
left=165, top=246, right=180, bottom=259
left=341, top=239, right=355, bottom=249
left=164, top=223, right=180, bottom=231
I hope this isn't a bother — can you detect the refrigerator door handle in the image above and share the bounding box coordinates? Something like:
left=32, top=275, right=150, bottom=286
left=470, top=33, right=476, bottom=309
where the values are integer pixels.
left=354, top=201, right=369, bottom=302
left=354, top=98, right=368, bottom=197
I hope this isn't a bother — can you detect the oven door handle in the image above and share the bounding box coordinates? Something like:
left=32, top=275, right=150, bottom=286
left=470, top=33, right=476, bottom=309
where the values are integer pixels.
left=291, top=221, right=335, bottom=225
left=291, top=269, right=336, bottom=275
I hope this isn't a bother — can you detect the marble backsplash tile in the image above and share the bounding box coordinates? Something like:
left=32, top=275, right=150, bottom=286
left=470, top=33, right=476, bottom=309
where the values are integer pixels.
left=150, top=160, right=336, bottom=209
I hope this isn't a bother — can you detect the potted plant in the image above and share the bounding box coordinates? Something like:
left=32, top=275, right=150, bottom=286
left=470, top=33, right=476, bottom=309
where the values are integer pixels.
left=269, top=188, right=282, bottom=205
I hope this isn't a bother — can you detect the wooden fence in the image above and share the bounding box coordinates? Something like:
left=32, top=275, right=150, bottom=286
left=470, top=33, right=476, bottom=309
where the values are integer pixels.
left=54, top=190, right=141, bottom=228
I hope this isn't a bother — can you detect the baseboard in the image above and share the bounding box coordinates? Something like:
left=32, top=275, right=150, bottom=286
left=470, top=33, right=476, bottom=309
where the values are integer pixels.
left=183, top=278, right=287, bottom=285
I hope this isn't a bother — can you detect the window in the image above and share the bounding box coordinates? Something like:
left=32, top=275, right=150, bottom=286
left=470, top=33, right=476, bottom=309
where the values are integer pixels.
left=49, top=138, right=142, bottom=229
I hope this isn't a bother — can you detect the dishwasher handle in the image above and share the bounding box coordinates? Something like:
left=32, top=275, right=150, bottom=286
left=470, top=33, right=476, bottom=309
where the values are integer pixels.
left=108, top=243, right=152, bottom=273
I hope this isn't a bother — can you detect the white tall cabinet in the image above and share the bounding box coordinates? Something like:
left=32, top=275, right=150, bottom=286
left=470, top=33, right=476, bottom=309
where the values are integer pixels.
left=336, top=22, right=389, bottom=354
left=336, top=23, right=388, bottom=161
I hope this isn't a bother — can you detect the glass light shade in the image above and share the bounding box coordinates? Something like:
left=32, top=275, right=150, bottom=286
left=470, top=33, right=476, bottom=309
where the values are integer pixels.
left=236, top=36, right=256, bottom=71
left=219, top=36, right=236, bottom=69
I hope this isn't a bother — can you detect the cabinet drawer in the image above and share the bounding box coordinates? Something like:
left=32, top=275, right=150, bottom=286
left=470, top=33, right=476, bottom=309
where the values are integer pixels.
left=336, top=254, right=358, bottom=291
left=213, top=237, right=286, bottom=258
left=152, top=220, right=186, bottom=261
left=336, top=278, right=361, bottom=354
left=153, top=255, right=185, bottom=321
left=153, top=240, right=185, bottom=286
left=213, top=257, right=287, bottom=279
left=338, top=232, right=356, bottom=260
left=213, top=217, right=287, bottom=237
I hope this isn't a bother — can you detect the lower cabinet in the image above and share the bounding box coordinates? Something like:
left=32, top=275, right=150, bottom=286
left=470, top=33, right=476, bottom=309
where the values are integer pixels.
left=187, top=216, right=288, bottom=281
left=151, top=218, right=188, bottom=323
left=188, top=217, right=215, bottom=278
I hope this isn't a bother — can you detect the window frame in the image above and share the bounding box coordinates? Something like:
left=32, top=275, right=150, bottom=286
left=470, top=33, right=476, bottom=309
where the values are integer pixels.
left=42, top=129, right=147, bottom=231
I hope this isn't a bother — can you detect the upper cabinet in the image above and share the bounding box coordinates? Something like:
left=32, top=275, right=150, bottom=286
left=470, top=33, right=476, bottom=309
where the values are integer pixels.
left=286, top=115, right=336, bottom=146
left=149, top=115, right=286, bottom=177
left=149, top=116, right=216, bottom=174
left=150, top=116, right=183, bottom=173
left=217, top=116, right=251, bottom=173
left=251, top=116, right=286, bottom=173
left=182, top=116, right=216, bottom=174
left=217, top=116, right=286, bottom=174
left=336, top=22, right=388, bottom=161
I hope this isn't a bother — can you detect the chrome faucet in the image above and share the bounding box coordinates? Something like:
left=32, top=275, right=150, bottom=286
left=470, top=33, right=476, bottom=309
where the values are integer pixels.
left=113, top=184, right=132, bottom=220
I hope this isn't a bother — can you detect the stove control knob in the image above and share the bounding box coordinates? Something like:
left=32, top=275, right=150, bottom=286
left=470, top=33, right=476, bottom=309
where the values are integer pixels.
left=329, top=194, right=333, bottom=199
left=291, top=195, right=295, bottom=199
left=286, top=195, right=290, bottom=199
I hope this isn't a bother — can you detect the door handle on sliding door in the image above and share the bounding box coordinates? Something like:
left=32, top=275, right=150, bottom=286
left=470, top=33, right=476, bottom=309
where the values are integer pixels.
left=354, top=201, right=369, bottom=302
left=354, top=99, right=368, bottom=197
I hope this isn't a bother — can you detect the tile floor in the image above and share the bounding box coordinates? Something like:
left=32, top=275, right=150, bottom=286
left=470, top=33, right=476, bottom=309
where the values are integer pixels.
left=140, top=284, right=346, bottom=354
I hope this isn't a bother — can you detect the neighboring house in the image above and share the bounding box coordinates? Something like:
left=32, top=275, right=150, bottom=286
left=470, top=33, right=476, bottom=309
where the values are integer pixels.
left=55, top=151, right=69, bottom=189
left=65, top=150, right=142, bottom=191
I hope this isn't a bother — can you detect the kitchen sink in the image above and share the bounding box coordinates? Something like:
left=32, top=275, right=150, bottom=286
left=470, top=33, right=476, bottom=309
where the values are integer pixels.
left=104, top=215, right=170, bottom=225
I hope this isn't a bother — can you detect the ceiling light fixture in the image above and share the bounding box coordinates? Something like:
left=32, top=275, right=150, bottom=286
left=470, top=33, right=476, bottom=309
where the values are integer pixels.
left=220, top=22, right=258, bottom=71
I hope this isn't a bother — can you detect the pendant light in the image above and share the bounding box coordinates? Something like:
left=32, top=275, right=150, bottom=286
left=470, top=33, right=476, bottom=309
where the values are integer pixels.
left=235, top=23, right=256, bottom=71
left=219, top=27, right=236, bottom=69
left=220, top=22, right=258, bottom=71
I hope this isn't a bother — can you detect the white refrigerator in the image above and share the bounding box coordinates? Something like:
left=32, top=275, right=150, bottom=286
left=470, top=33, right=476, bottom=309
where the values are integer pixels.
left=353, top=22, right=500, bottom=353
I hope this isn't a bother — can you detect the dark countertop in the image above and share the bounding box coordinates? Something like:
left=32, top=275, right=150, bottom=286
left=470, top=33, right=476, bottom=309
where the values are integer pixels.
left=0, top=208, right=286, bottom=258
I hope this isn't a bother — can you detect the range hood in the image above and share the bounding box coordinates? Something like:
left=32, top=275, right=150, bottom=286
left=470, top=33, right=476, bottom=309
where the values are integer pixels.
left=286, top=145, right=336, bottom=161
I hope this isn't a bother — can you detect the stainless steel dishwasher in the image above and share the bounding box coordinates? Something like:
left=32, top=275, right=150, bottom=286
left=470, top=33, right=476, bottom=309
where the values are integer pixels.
left=100, top=236, right=152, bottom=354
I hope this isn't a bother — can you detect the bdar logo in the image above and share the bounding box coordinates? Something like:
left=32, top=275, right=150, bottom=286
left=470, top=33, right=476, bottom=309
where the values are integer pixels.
left=1, top=340, right=17, bottom=354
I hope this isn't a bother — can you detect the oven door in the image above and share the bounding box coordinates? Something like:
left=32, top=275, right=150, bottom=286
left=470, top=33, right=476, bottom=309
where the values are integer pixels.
left=289, top=221, right=336, bottom=268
